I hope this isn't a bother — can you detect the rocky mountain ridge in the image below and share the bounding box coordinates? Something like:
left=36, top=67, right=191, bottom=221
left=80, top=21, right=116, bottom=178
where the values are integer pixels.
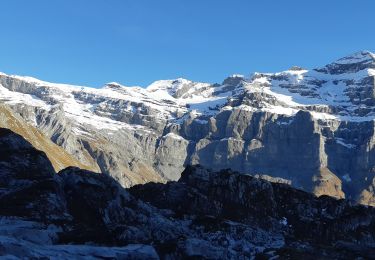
left=0, top=51, right=374, bottom=205
left=0, top=127, right=374, bottom=259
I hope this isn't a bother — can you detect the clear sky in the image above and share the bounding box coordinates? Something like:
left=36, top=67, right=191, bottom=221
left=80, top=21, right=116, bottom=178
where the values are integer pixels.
left=0, top=0, right=374, bottom=87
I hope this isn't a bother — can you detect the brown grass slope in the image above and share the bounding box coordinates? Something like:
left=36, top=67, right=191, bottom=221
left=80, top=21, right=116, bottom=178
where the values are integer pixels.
left=0, top=105, right=96, bottom=172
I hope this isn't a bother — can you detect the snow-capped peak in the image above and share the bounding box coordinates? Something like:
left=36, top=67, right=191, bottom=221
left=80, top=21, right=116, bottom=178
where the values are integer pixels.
left=0, top=50, right=374, bottom=129
left=104, top=82, right=123, bottom=87
left=230, top=74, right=245, bottom=78
left=146, top=78, right=212, bottom=100
left=333, top=50, right=375, bottom=65
left=146, top=78, right=191, bottom=91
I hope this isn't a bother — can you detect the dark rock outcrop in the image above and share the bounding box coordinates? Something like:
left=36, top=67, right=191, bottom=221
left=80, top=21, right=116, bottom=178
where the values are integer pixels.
left=0, top=128, right=69, bottom=223
left=130, top=165, right=375, bottom=259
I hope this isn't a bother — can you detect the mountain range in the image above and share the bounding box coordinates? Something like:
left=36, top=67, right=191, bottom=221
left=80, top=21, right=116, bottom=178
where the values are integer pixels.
left=1, top=50, right=375, bottom=258
left=0, top=50, right=374, bottom=207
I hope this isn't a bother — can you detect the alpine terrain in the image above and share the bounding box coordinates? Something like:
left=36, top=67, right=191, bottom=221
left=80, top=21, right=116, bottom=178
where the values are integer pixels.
left=1, top=51, right=374, bottom=206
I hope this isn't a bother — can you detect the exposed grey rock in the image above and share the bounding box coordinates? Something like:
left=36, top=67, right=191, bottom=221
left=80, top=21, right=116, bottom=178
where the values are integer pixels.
left=0, top=51, right=374, bottom=206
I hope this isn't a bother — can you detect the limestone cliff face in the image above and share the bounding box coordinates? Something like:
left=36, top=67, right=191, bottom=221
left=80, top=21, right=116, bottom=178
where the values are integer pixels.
left=182, top=110, right=374, bottom=202
left=0, top=51, right=374, bottom=205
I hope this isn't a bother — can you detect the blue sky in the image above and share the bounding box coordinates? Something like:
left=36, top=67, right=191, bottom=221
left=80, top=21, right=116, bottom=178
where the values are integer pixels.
left=0, top=0, right=374, bottom=87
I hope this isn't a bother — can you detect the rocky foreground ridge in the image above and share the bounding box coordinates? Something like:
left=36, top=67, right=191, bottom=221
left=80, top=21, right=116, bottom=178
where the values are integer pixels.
left=0, top=128, right=374, bottom=259
left=0, top=51, right=374, bottom=206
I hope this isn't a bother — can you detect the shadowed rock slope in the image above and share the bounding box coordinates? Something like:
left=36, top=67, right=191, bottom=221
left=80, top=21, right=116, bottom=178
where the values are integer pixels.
left=0, top=128, right=374, bottom=259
